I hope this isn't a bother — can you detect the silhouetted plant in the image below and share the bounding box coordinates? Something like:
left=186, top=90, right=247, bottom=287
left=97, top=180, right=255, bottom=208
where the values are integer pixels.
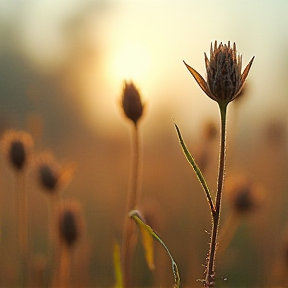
left=120, top=81, right=145, bottom=288
left=33, top=151, right=75, bottom=287
left=56, top=200, right=84, bottom=288
left=175, top=41, right=254, bottom=287
left=1, top=129, right=34, bottom=287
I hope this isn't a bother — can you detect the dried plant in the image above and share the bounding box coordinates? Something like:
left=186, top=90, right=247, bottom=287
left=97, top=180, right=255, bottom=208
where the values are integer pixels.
left=34, top=152, right=74, bottom=195
left=1, top=130, right=34, bottom=287
left=120, top=81, right=145, bottom=288
left=1, top=130, right=34, bottom=172
left=33, top=152, right=75, bottom=287
left=55, top=201, right=84, bottom=288
left=175, top=41, right=254, bottom=287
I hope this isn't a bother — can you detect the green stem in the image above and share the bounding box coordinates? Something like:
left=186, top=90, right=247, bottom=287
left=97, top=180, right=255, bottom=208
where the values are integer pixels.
left=204, top=103, right=228, bottom=287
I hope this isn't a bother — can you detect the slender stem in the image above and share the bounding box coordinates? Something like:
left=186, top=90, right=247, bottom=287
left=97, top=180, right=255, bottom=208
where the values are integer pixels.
left=128, top=123, right=141, bottom=211
left=57, top=245, right=71, bottom=288
left=122, top=123, right=141, bottom=288
left=47, top=194, right=60, bottom=288
left=16, top=171, right=29, bottom=287
left=205, top=103, right=228, bottom=287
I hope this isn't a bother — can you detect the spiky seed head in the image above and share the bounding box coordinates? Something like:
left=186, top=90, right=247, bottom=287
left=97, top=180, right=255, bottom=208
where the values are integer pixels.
left=58, top=201, right=83, bottom=248
left=121, top=81, right=144, bottom=125
left=184, top=41, right=254, bottom=105
left=1, top=130, right=34, bottom=171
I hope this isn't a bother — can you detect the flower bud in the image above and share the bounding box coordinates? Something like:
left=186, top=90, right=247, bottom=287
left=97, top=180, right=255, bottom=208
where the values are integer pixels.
left=34, top=152, right=74, bottom=194
left=1, top=130, right=34, bottom=171
left=38, top=164, right=59, bottom=191
left=121, top=81, right=144, bottom=125
left=58, top=201, right=83, bottom=248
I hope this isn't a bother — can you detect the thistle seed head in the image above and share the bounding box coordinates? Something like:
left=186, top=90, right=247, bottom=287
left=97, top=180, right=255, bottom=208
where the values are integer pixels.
left=58, top=201, right=83, bottom=248
left=1, top=130, right=34, bottom=172
left=184, top=41, right=254, bottom=105
left=121, top=81, right=144, bottom=125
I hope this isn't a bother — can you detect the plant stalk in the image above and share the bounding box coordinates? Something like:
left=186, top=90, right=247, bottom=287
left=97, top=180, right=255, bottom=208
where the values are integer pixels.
left=16, top=171, right=29, bottom=287
left=204, top=103, right=228, bottom=287
left=122, top=123, right=141, bottom=288
left=48, top=194, right=60, bottom=288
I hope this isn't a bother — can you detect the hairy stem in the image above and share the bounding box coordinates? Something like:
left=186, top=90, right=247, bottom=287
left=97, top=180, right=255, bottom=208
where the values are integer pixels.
left=122, top=123, right=141, bottom=288
left=205, top=103, right=228, bottom=287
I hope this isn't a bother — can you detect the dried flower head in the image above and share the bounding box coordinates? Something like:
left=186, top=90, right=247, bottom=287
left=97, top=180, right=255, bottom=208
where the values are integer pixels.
left=34, top=152, right=75, bottom=194
left=184, top=41, right=254, bottom=104
left=1, top=130, right=34, bottom=171
left=225, top=174, right=263, bottom=215
left=58, top=201, right=83, bottom=247
left=121, top=81, right=144, bottom=125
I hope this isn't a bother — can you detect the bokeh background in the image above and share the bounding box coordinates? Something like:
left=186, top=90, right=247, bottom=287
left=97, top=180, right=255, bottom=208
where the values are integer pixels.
left=1, top=1, right=288, bottom=287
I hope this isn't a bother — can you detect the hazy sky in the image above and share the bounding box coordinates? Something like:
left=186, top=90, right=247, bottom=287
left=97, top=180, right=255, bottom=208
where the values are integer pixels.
left=1, top=0, right=288, bottom=138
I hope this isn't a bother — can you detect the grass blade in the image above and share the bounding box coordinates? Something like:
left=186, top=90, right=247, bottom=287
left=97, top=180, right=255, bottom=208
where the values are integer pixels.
left=113, top=241, right=124, bottom=288
left=174, top=123, right=214, bottom=212
left=129, top=210, right=180, bottom=288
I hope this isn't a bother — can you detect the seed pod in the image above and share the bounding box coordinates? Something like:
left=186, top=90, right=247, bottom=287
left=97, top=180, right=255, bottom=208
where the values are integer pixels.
left=1, top=130, right=34, bottom=171
left=34, top=152, right=75, bottom=194
left=121, top=81, right=144, bottom=125
left=58, top=201, right=83, bottom=248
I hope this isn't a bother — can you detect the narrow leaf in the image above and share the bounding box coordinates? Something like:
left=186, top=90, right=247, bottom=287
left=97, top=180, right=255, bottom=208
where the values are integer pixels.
left=241, top=56, right=255, bottom=85
left=183, top=61, right=214, bottom=101
left=113, top=241, right=123, bottom=288
left=174, top=123, right=214, bottom=212
left=129, top=210, right=180, bottom=288
left=138, top=220, right=155, bottom=270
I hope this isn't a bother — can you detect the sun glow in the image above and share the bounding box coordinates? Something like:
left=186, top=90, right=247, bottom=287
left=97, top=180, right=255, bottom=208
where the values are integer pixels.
left=110, top=41, right=151, bottom=94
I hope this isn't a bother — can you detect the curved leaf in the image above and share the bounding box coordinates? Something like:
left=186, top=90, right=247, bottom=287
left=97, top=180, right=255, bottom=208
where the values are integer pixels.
left=129, top=210, right=180, bottom=288
left=174, top=123, right=214, bottom=213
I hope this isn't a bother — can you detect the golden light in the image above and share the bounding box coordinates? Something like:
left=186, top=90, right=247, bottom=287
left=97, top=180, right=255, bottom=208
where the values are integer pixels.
left=110, top=41, right=152, bottom=96
left=76, top=39, right=155, bottom=134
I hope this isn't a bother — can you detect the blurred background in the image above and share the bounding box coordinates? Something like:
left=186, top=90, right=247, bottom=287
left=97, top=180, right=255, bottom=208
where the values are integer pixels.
left=1, top=0, right=288, bottom=287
